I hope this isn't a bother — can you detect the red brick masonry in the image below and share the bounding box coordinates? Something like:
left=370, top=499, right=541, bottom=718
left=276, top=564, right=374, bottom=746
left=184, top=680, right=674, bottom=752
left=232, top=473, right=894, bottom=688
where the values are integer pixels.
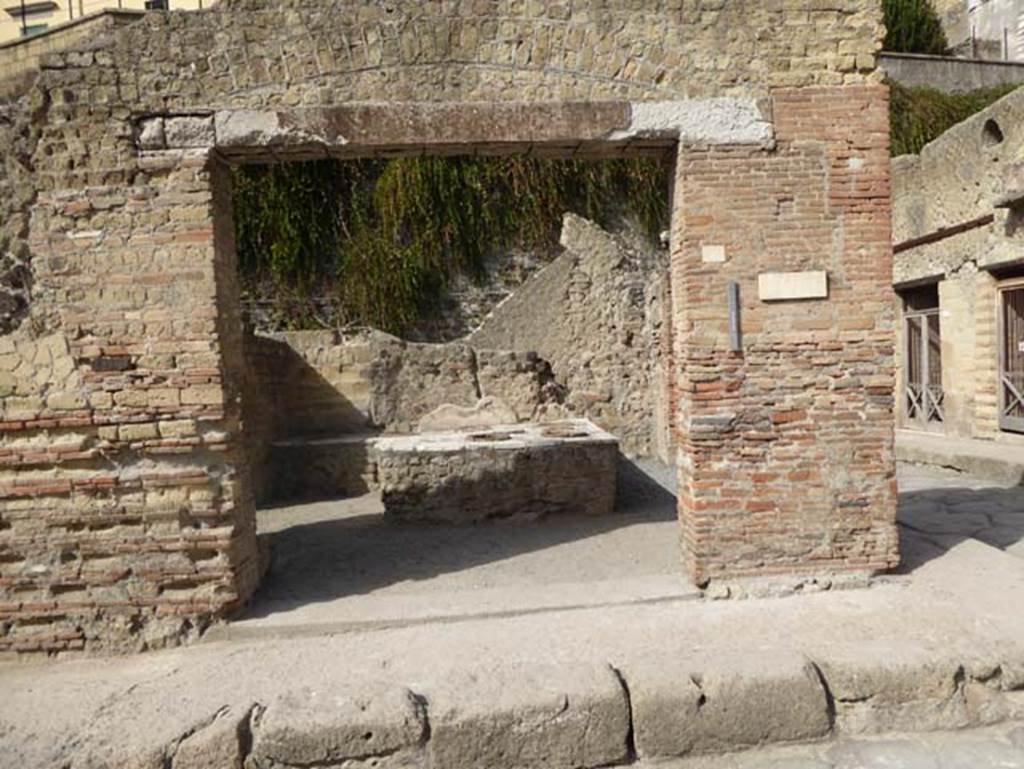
left=673, top=86, right=899, bottom=584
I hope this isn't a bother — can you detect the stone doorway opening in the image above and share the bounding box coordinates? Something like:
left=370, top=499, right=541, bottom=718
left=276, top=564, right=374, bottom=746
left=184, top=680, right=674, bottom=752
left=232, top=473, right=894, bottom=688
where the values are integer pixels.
left=207, top=109, right=692, bottom=637
left=901, top=283, right=944, bottom=432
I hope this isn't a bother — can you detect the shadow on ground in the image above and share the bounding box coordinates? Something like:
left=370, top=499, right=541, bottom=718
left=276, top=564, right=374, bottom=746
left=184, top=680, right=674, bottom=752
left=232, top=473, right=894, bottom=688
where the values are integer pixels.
left=236, top=461, right=1023, bottom=628
left=240, top=457, right=680, bottom=623
left=896, top=464, right=1024, bottom=573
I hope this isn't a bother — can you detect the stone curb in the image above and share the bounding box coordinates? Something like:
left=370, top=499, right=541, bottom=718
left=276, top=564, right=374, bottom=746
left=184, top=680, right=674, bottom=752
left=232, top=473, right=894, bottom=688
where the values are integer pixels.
left=154, top=644, right=1024, bottom=769
left=896, top=431, right=1024, bottom=485
left=622, top=651, right=831, bottom=758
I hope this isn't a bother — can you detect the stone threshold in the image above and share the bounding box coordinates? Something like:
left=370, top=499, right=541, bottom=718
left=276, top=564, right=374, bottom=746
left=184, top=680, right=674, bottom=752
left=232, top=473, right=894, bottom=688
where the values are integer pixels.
left=270, top=431, right=381, bottom=449
left=896, top=429, right=1024, bottom=485
left=204, top=581, right=700, bottom=643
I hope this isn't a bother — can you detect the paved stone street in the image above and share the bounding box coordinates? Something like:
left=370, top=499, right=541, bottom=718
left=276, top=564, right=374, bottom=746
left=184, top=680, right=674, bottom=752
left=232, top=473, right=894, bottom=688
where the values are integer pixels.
left=657, top=721, right=1024, bottom=768
left=898, top=463, right=1024, bottom=561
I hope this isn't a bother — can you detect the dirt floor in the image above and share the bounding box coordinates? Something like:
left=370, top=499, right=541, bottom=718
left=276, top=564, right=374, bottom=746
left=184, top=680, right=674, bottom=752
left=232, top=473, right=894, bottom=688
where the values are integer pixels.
left=217, top=459, right=1024, bottom=642
left=212, top=458, right=696, bottom=640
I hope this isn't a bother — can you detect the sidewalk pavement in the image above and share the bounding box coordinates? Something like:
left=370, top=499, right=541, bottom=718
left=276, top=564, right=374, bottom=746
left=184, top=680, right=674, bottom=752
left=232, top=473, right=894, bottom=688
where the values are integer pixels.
left=4, top=527, right=1024, bottom=768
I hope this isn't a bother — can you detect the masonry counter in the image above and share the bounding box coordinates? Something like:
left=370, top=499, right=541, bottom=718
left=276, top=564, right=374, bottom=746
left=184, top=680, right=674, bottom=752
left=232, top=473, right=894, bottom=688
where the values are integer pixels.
left=374, top=420, right=619, bottom=523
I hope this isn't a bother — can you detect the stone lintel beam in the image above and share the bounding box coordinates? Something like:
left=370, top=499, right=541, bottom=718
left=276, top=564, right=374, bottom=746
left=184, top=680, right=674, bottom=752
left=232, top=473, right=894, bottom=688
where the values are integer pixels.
left=134, top=100, right=775, bottom=158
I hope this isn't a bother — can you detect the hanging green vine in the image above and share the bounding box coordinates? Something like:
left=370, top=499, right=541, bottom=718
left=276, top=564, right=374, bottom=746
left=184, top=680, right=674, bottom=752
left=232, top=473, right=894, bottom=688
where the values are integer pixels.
left=889, top=81, right=1019, bottom=156
left=231, top=156, right=670, bottom=334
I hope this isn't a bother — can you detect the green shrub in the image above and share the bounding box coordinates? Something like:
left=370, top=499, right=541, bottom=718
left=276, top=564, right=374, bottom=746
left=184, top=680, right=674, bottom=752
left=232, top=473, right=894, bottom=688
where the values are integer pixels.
left=882, top=0, right=950, bottom=55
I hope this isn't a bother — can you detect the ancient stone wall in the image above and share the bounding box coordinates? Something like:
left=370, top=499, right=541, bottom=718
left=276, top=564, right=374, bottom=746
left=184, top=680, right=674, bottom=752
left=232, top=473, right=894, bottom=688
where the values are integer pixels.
left=672, top=87, right=898, bottom=584
left=239, top=331, right=287, bottom=504
left=892, top=87, right=1024, bottom=248
left=241, top=329, right=564, bottom=501
left=0, top=0, right=894, bottom=651
left=892, top=86, right=1024, bottom=443
left=99, top=0, right=882, bottom=114
left=0, top=150, right=263, bottom=654
left=878, top=52, right=1024, bottom=93
left=244, top=331, right=560, bottom=438
left=0, top=79, right=44, bottom=336
left=245, top=331, right=375, bottom=440
left=0, top=11, right=143, bottom=86
left=471, top=215, right=670, bottom=458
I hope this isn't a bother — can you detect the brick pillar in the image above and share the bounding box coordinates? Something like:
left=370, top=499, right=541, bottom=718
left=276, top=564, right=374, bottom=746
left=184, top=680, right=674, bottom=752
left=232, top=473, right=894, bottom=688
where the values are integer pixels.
left=672, top=85, right=900, bottom=585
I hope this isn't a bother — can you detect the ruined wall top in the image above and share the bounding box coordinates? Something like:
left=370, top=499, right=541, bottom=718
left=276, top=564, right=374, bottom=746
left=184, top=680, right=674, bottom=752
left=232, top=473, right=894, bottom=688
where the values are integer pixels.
left=892, top=87, right=1024, bottom=284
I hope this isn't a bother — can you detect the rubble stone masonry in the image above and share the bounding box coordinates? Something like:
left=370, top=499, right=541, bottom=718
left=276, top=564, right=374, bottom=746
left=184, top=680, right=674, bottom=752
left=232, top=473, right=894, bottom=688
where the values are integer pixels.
left=0, top=0, right=896, bottom=652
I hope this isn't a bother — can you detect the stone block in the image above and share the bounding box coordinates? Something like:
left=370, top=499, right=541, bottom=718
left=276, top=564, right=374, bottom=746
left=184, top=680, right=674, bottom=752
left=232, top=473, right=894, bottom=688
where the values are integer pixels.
left=114, top=389, right=150, bottom=408
left=120, top=423, right=159, bottom=442
left=89, top=391, right=113, bottom=409
left=611, top=99, right=774, bottom=146
left=426, top=662, right=629, bottom=769
left=248, top=683, right=426, bottom=768
left=46, top=391, right=86, bottom=410
left=214, top=109, right=282, bottom=147
left=816, top=643, right=966, bottom=734
left=137, top=118, right=166, bottom=151
left=5, top=395, right=42, bottom=414
left=148, top=388, right=180, bottom=408
left=172, top=706, right=250, bottom=769
left=624, top=651, right=831, bottom=758
left=159, top=419, right=198, bottom=438
left=164, top=116, right=215, bottom=149
left=180, top=386, right=224, bottom=406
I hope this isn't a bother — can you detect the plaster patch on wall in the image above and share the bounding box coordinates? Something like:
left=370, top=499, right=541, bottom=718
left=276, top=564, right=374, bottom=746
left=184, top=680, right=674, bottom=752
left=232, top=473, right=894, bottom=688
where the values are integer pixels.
left=758, top=271, right=829, bottom=301
left=701, top=245, right=727, bottom=263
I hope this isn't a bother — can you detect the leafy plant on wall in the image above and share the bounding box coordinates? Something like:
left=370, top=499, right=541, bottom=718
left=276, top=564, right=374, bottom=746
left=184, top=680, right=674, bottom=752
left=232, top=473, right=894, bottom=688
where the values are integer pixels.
left=231, top=157, right=669, bottom=335
left=882, top=0, right=950, bottom=55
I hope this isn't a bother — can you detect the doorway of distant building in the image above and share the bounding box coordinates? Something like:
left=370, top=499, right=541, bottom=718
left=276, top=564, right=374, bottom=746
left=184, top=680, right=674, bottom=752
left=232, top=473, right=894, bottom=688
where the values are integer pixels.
left=999, top=280, right=1024, bottom=433
left=903, top=284, right=944, bottom=431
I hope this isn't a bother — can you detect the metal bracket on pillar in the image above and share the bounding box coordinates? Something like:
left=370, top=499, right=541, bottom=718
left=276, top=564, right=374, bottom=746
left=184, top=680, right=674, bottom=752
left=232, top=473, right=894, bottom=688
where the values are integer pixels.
left=728, top=280, right=742, bottom=352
